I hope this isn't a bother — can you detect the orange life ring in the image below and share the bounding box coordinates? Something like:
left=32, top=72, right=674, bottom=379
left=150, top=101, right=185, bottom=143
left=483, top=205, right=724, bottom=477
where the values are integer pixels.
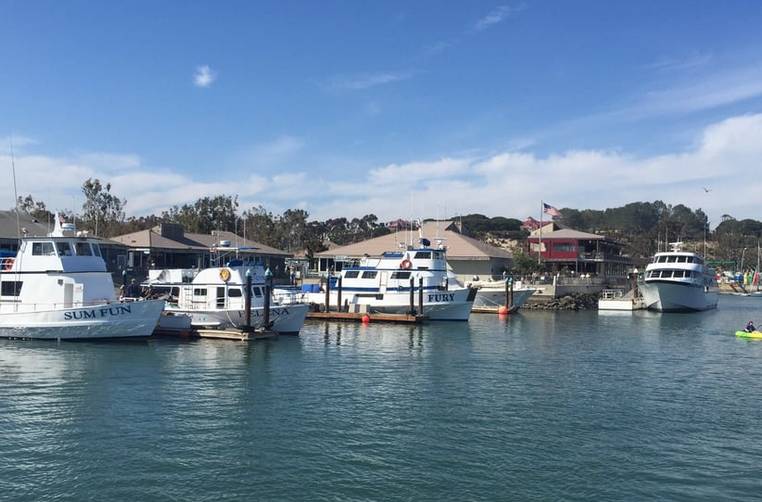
left=400, top=259, right=412, bottom=270
left=1, top=258, right=14, bottom=271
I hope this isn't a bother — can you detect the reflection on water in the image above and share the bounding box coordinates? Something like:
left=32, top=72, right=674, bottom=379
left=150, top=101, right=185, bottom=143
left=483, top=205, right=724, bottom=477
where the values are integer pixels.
left=1, top=296, right=762, bottom=501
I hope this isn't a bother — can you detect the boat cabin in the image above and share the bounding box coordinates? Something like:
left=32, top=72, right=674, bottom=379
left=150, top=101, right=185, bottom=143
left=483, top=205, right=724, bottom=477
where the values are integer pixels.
left=0, top=218, right=116, bottom=311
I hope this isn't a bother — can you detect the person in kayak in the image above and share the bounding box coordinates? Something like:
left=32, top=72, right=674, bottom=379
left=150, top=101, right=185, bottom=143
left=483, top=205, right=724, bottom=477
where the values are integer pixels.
left=745, top=320, right=756, bottom=333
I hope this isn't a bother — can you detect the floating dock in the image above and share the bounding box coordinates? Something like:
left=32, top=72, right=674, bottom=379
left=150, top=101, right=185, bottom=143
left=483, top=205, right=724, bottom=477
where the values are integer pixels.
left=306, top=311, right=424, bottom=324
left=194, top=328, right=277, bottom=341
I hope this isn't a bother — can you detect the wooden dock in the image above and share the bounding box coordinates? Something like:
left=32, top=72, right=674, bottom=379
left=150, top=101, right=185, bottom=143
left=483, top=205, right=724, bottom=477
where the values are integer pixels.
left=195, top=328, right=278, bottom=341
left=306, top=311, right=424, bottom=324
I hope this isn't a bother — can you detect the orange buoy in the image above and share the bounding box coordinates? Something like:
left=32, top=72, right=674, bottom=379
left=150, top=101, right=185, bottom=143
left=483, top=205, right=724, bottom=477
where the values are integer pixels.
left=361, top=314, right=371, bottom=324
left=497, top=305, right=509, bottom=315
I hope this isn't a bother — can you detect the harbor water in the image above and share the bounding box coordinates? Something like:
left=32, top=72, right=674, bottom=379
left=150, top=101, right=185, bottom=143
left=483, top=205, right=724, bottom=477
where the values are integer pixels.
left=2, top=296, right=761, bottom=501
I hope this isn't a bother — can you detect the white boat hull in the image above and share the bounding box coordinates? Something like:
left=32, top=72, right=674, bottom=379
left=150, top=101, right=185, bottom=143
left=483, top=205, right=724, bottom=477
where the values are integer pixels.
left=473, top=287, right=535, bottom=311
left=165, top=303, right=309, bottom=334
left=307, top=287, right=476, bottom=321
left=641, top=282, right=719, bottom=312
left=0, top=300, right=165, bottom=340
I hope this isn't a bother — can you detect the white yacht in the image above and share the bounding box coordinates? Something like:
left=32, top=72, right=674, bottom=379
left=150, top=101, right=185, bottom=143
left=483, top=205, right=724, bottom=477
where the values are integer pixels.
left=469, top=278, right=536, bottom=312
left=0, top=216, right=164, bottom=339
left=641, top=243, right=719, bottom=312
left=306, top=238, right=476, bottom=321
left=145, top=264, right=309, bottom=334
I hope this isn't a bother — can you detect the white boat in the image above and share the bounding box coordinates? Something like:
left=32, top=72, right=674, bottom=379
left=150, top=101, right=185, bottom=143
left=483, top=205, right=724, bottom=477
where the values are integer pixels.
left=641, top=243, right=719, bottom=312
left=0, top=216, right=164, bottom=339
left=306, top=238, right=476, bottom=321
left=145, top=264, right=309, bottom=334
left=468, top=278, right=535, bottom=312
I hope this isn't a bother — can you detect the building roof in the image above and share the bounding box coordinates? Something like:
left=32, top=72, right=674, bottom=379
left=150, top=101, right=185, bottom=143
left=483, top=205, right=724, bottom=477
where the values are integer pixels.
left=0, top=210, right=51, bottom=239
left=111, top=226, right=291, bottom=256
left=317, top=220, right=512, bottom=261
left=528, top=222, right=608, bottom=241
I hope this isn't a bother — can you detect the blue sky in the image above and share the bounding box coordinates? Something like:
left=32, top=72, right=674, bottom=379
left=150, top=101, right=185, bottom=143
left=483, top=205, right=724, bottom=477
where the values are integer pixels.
left=2, top=1, right=762, bottom=223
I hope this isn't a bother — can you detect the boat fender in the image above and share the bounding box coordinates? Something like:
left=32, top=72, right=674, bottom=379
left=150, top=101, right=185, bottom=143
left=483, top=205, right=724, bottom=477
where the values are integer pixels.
left=400, top=259, right=412, bottom=270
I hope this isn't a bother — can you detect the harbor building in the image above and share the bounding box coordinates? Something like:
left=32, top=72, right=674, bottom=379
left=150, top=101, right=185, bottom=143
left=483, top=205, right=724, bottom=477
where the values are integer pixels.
left=313, top=220, right=513, bottom=283
left=111, top=223, right=292, bottom=279
left=527, top=222, right=633, bottom=279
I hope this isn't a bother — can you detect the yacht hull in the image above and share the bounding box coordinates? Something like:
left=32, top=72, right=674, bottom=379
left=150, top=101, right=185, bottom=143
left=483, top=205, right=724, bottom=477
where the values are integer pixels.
left=0, top=300, right=165, bottom=340
left=165, top=303, right=309, bottom=334
left=308, top=287, right=476, bottom=321
left=641, top=282, right=719, bottom=312
left=473, top=287, right=535, bottom=312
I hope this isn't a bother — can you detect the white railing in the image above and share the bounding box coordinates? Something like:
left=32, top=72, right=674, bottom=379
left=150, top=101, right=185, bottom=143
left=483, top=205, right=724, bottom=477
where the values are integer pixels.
left=0, top=298, right=139, bottom=314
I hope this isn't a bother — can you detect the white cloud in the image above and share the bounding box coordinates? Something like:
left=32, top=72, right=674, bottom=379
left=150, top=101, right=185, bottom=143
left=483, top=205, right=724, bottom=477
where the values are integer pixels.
left=323, top=71, right=414, bottom=91
left=643, top=52, right=713, bottom=72
left=4, top=114, right=762, bottom=226
left=193, top=65, right=217, bottom=88
left=474, top=4, right=525, bottom=31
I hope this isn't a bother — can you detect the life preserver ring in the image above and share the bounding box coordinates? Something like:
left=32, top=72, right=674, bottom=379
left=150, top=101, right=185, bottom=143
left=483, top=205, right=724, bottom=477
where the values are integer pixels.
left=1, top=258, right=13, bottom=271
left=219, top=268, right=231, bottom=282
left=400, top=259, right=412, bottom=270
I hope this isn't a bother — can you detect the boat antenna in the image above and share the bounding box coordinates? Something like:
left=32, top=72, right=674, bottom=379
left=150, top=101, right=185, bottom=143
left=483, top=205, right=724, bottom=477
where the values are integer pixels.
left=9, top=136, right=21, bottom=240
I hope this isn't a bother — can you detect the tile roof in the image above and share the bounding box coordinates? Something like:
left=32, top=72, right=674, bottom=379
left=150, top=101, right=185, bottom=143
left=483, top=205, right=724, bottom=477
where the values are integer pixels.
left=317, top=221, right=512, bottom=261
left=111, top=226, right=291, bottom=256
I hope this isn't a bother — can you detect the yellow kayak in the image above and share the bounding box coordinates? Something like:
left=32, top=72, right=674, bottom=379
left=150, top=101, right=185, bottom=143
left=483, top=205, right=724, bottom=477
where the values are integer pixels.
left=736, top=331, right=762, bottom=339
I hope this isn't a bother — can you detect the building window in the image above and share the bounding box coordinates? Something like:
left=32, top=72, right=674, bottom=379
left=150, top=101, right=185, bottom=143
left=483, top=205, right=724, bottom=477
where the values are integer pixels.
left=32, top=242, right=55, bottom=256
left=553, top=243, right=575, bottom=252
left=1, top=281, right=23, bottom=296
left=361, top=271, right=378, bottom=279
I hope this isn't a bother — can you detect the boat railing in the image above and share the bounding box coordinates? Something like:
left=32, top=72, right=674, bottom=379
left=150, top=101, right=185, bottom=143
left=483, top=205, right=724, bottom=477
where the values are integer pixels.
left=0, top=298, right=149, bottom=313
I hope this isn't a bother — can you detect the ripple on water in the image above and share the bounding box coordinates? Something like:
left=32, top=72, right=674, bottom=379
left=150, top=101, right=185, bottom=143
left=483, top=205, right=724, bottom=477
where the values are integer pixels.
left=1, top=296, right=762, bottom=501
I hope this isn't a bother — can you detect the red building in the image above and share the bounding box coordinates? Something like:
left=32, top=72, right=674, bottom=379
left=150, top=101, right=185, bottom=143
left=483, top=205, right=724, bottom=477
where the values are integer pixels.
left=526, top=223, right=632, bottom=279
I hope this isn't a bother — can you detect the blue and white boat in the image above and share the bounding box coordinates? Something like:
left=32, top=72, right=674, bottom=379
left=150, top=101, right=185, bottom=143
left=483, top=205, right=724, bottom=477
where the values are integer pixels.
left=307, top=238, right=476, bottom=321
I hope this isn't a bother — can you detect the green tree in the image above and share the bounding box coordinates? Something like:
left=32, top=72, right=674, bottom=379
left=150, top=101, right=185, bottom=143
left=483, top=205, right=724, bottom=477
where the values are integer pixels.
left=81, top=178, right=126, bottom=237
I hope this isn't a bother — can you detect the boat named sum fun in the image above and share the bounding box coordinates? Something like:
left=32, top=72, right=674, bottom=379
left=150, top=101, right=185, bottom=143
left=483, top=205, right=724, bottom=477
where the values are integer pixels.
left=0, top=216, right=164, bottom=340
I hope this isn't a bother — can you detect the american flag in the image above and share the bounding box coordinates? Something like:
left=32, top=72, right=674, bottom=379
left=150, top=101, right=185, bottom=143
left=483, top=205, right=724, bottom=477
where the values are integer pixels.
left=543, top=203, right=561, bottom=218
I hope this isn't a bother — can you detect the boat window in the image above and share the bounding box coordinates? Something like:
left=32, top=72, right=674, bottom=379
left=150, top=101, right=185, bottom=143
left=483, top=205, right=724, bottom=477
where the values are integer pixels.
left=667, top=256, right=677, bottom=263
left=56, top=242, right=73, bottom=256
left=32, top=242, right=55, bottom=256
left=673, top=270, right=685, bottom=278
left=193, top=288, right=207, bottom=296
left=695, top=257, right=703, bottom=265
left=1, top=281, right=23, bottom=296
left=391, top=271, right=411, bottom=280
left=252, top=287, right=263, bottom=297
left=677, top=256, right=687, bottom=263
left=414, top=251, right=431, bottom=259
left=657, top=256, right=667, bottom=263
left=344, top=271, right=360, bottom=279
left=92, top=244, right=102, bottom=257
left=361, top=271, right=377, bottom=279
left=685, top=256, right=693, bottom=263
left=228, top=288, right=242, bottom=297
left=75, top=242, right=93, bottom=256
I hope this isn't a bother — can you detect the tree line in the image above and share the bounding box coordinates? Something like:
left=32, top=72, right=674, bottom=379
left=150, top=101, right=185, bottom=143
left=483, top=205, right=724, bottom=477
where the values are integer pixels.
left=14, top=179, right=762, bottom=266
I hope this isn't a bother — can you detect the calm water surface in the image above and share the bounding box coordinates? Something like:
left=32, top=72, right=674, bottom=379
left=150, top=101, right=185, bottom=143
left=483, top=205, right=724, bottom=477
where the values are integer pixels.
left=2, top=296, right=762, bottom=501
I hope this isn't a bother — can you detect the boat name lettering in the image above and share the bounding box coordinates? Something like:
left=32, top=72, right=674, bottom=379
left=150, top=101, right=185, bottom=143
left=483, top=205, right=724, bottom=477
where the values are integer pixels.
left=428, top=293, right=455, bottom=303
left=64, top=305, right=132, bottom=320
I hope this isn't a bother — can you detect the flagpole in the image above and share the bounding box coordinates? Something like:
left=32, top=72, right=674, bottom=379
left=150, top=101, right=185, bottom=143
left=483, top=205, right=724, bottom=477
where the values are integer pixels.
left=538, top=201, right=543, bottom=265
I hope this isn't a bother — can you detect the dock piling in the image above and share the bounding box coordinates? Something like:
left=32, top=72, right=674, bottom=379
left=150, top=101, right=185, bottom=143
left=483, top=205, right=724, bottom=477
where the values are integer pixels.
left=244, top=269, right=252, bottom=328
left=264, top=268, right=272, bottom=328
left=324, top=275, right=331, bottom=312
left=337, top=276, right=343, bottom=312
left=418, top=276, right=424, bottom=316
left=409, top=276, right=415, bottom=314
